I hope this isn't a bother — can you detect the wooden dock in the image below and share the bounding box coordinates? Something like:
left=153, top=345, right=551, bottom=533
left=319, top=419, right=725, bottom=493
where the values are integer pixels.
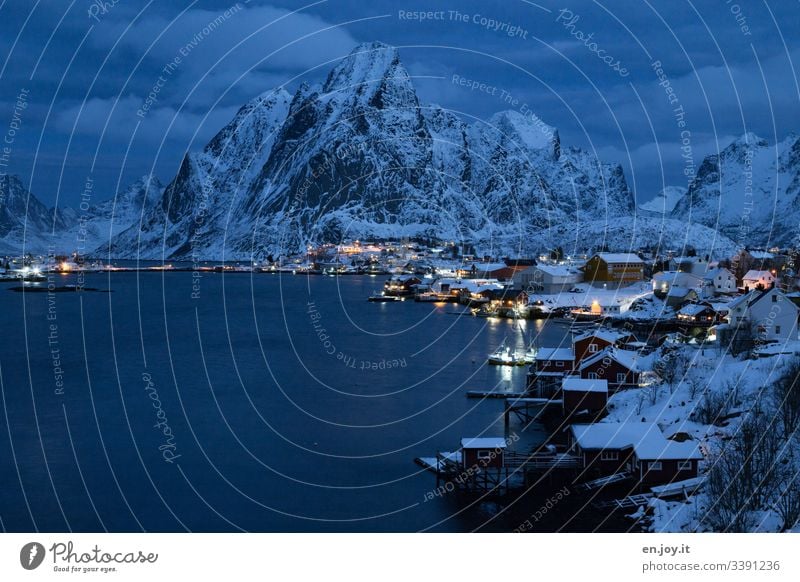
left=594, top=493, right=653, bottom=510
left=502, top=451, right=583, bottom=471
left=504, top=397, right=562, bottom=426
left=466, top=390, right=526, bottom=399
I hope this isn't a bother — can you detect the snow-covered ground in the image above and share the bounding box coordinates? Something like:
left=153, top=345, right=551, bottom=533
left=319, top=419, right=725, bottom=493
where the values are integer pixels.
left=526, top=281, right=653, bottom=313
left=604, top=343, right=800, bottom=532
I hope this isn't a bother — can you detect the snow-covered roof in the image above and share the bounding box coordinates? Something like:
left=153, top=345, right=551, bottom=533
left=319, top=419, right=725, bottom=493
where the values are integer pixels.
left=570, top=422, right=660, bottom=450
left=578, top=347, right=648, bottom=372
left=666, top=286, right=694, bottom=298
left=536, top=264, right=581, bottom=277
left=703, top=267, right=733, bottom=280
left=465, top=262, right=509, bottom=272
left=612, top=348, right=651, bottom=372
left=678, top=303, right=711, bottom=316
left=461, top=437, right=507, bottom=449
left=726, top=290, right=754, bottom=311
left=634, top=439, right=703, bottom=461
left=536, top=347, right=575, bottom=361
left=743, top=269, right=774, bottom=280
left=595, top=253, right=644, bottom=264
left=562, top=377, right=608, bottom=393
left=573, top=329, right=625, bottom=344
left=571, top=423, right=702, bottom=460
left=748, top=250, right=774, bottom=259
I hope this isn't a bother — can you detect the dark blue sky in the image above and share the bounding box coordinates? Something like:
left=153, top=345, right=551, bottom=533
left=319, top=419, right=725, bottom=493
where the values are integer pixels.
left=1, top=0, right=798, bottom=208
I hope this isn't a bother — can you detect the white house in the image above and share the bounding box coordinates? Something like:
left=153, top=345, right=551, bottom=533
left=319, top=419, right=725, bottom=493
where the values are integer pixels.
left=725, top=287, right=799, bottom=342
left=652, top=271, right=703, bottom=299
left=670, top=255, right=710, bottom=276
left=742, top=269, right=776, bottom=291
left=702, top=267, right=737, bottom=295
left=514, top=264, right=582, bottom=294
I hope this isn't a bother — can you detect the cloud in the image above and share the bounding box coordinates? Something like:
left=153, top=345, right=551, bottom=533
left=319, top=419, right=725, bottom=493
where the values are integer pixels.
left=53, top=94, right=241, bottom=150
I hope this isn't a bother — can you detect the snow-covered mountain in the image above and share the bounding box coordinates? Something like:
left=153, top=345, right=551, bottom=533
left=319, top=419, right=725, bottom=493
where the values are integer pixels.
left=61, top=175, right=165, bottom=255
left=104, top=41, right=642, bottom=260
left=638, top=186, right=685, bottom=215
left=0, top=174, right=164, bottom=256
left=0, top=174, right=70, bottom=254
left=670, top=133, right=800, bottom=247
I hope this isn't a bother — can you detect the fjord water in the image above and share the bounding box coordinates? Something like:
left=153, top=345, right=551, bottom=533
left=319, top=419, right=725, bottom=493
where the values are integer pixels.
left=0, top=273, right=570, bottom=532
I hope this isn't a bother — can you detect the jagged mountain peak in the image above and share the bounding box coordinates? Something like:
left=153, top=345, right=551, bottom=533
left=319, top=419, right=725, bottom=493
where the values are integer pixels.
left=480, top=110, right=559, bottom=159
left=321, top=42, right=413, bottom=111
left=728, top=131, right=768, bottom=149
left=323, top=42, right=402, bottom=90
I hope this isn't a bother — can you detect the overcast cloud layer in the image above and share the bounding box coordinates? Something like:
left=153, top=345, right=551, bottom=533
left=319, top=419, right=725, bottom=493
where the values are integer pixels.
left=1, top=0, right=798, bottom=208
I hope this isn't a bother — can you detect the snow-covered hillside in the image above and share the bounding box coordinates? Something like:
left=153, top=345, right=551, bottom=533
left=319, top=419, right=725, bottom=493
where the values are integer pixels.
left=0, top=174, right=164, bottom=256
left=638, top=186, right=685, bottom=215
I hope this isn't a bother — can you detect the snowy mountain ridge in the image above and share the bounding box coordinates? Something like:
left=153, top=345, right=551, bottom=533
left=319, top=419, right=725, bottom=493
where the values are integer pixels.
left=104, top=41, right=648, bottom=259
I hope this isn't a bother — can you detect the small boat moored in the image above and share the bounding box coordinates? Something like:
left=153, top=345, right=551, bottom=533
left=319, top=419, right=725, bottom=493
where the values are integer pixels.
left=368, top=294, right=404, bottom=302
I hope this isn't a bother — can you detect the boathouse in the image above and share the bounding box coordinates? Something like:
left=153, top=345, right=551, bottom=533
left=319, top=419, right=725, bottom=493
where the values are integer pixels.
left=561, top=377, right=608, bottom=417
left=631, top=439, right=702, bottom=486
left=460, top=437, right=506, bottom=469
left=569, top=423, right=703, bottom=486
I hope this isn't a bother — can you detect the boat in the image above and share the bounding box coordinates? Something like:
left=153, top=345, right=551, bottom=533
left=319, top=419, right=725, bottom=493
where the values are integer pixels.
left=473, top=304, right=499, bottom=317
left=416, top=292, right=442, bottom=302
left=514, top=341, right=538, bottom=365
left=488, top=339, right=518, bottom=365
left=368, top=294, right=403, bottom=302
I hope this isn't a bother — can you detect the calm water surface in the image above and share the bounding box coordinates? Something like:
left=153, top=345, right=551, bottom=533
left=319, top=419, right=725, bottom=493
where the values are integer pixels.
left=0, top=273, right=575, bottom=532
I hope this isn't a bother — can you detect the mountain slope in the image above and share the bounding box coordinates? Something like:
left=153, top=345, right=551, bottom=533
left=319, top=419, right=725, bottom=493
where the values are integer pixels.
left=670, top=133, right=800, bottom=247
left=638, top=186, right=685, bottom=215
left=0, top=174, right=71, bottom=254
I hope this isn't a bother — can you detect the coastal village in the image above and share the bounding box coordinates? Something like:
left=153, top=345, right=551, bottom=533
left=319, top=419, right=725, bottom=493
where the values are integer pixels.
left=4, top=240, right=800, bottom=532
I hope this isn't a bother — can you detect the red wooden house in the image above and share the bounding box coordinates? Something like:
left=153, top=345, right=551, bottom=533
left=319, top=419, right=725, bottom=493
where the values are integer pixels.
left=460, top=437, right=506, bottom=469
left=572, top=330, right=635, bottom=364
left=569, top=423, right=703, bottom=486
left=561, top=377, right=608, bottom=417
left=578, top=348, right=642, bottom=392
left=631, top=439, right=702, bottom=485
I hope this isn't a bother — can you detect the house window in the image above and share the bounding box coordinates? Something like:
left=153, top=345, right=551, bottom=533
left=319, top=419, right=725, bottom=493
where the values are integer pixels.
left=648, top=461, right=662, bottom=471
left=587, top=372, right=598, bottom=380
left=600, top=451, right=619, bottom=461
left=772, top=295, right=778, bottom=302
left=617, top=373, right=626, bottom=383
left=477, top=451, right=493, bottom=460
left=678, top=461, right=693, bottom=471
left=556, top=361, right=564, bottom=367
left=776, top=326, right=781, bottom=334
left=589, top=344, right=599, bottom=353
